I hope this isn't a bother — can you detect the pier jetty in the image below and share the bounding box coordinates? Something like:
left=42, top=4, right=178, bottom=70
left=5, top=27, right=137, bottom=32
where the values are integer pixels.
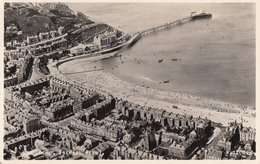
left=129, top=11, right=212, bottom=45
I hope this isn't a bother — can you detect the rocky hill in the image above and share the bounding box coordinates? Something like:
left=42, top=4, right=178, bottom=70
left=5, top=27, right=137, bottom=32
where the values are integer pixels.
left=4, top=2, right=94, bottom=42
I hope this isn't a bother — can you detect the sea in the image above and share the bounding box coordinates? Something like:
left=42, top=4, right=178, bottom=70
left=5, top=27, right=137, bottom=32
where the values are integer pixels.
left=66, top=3, right=255, bottom=107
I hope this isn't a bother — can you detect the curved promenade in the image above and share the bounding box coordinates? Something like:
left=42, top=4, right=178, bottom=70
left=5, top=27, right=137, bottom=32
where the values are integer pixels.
left=46, top=14, right=255, bottom=128
left=51, top=54, right=255, bottom=128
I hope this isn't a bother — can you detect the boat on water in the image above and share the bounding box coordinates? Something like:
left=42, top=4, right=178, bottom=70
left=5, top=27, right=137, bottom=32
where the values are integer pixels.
left=163, top=80, right=170, bottom=83
left=172, top=58, right=178, bottom=61
left=158, top=59, right=163, bottom=63
left=190, top=10, right=212, bottom=19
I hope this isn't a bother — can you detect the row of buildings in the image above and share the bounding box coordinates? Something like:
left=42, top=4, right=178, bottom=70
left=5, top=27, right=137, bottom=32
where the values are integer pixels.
left=113, top=141, right=163, bottom=160
left=5, top=76, right=106, bottom=123
left=70, top=118, right=121, bottom=142
left=4, top=103, right=42, bottom=142
left=4, top=26, right=68, bottom=91
left=27, top=27, right=65, bottom=45
left=117, top=99, right=212, bottom=137
left=4, top=26, right=67, bottom=61
left=216, top=123, right=255, bottom=152
left=70, top=28, right=118, bottom=56
left=5, top=24, right=22, bottom=34
left=4, top=56, right=34, bottom=88
left=4, top=81, right=256, bottom=160
left=5, top=26, right=65, bottom=47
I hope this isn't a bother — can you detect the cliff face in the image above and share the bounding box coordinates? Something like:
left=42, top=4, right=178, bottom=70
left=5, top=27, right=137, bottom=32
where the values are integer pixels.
left=4, top=2, right=94, bottom=42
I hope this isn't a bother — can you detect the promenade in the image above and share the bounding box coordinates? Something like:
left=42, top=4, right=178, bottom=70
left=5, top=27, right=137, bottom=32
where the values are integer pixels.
left=44, top=13, right=255, bottom=129
left=53, top=56, right=255, bottom=128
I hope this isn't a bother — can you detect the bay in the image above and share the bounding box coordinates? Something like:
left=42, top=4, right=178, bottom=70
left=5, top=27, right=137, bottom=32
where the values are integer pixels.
left=66, top=3, right=255, bottom=106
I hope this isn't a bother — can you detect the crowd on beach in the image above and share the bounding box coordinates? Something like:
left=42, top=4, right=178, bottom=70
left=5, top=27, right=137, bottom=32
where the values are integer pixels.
left=48, top=59, right=255, bottom=128
left=75, top=68, right=254, bottom=113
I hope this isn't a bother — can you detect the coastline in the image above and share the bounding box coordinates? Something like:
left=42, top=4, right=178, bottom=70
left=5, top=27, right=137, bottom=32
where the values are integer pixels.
left=64, top=2, right=255, bottom=109
left=51, top=56, right=255, bottom=128
left=4, top=3, right=257, bottom=161
left=49, top=3, right=255, bottom=128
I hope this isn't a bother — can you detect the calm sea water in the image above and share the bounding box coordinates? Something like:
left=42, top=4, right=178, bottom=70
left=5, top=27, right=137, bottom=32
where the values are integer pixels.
left=67, top=3, right=255, bottom=106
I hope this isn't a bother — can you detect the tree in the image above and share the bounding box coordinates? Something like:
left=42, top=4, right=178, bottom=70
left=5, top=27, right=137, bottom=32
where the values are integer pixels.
left=130, top=127, right=141, bottom=137
left=234, top=145, right=239, bottom=151
left=4, top=149, right=12, bottom=160
left=161, top=151, right=167, bottom=157
left=133, top=113, right=140, bottom=121
left=29, top=154, right=34, bottom=160
left=42, top=129, right=50, bottom=141
left=77, top=134, right=86, bottom=146
left=102, top=136, right=107, bottom=142
left=252, top=140, right=256, bottom=152
left=165, top=124, right=171, bottom=132
left=81, top=115, right=87, bottom=123
left=26, top=144, right=32, bottom=151
left=52, top=134, right=57, bottom=143
left=70, top=141, right=73, bottom=149
left=4, top=3, right=10, bottom=9
left=151, top=121, right=162, bottom=132
left=15, top=151, right=21, bottom=157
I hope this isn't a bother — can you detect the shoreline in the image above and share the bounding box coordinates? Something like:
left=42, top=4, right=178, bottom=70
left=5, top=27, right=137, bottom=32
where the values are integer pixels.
left=47, top=4, right=255, bottom=128
left=103, top=63, right=255, bottom=108
left=49, top=55, right=255, bottom=128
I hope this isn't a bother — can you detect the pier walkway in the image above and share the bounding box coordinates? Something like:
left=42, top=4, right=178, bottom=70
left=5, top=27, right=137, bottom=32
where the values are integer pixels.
left=131, top=16, right=191, bottom=39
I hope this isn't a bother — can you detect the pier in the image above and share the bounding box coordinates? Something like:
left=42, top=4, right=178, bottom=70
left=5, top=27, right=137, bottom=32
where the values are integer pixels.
left=133, top=16, right=191, bottom=37
left=126, top=16, right=192, bottom=48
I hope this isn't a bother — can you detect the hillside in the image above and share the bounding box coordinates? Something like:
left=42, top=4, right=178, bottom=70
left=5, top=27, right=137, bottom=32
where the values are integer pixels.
left=18, top=15, right=56, bottom=35
left=4, top=2, right=94, bottom=42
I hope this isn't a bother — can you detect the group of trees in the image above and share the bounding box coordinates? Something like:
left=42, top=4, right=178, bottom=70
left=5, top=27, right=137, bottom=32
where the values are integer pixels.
left=40, top=129, right=89, bottom=147
left=38, top=55, right=50, bottom=75
left=4, top=149, right=12, bottom=160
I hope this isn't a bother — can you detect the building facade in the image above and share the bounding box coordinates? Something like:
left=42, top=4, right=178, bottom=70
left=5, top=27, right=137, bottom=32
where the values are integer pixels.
left=94, top=29, right=117, bottom=49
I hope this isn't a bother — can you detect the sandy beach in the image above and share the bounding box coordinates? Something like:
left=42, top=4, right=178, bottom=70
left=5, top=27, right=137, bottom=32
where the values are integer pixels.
left=49, top=55, right=255, bottom=128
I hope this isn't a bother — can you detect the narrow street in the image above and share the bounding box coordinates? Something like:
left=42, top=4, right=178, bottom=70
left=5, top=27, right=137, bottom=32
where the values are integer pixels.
left=30, top=57, right=46, bottom=81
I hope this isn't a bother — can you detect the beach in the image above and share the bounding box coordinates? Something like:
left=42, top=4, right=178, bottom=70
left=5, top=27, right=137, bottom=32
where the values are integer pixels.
left=67, top=3, right=255, bottom=107
left=51, top=56, right=255, bottom=128
left=52, top=3, right=255, bottom=128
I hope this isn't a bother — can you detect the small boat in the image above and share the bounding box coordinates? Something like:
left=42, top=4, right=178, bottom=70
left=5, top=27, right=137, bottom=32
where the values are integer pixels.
left=158, top=59, right=163, bottom=63
left=172, top=58, right=178, bottom=61
left=173, top=105, right=178, bottom=109
left=163, top=80, right=169, bottom=83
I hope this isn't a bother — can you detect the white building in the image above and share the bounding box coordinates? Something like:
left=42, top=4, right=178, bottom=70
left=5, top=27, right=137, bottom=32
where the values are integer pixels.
left=93, top=29, right=117, bottom=49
